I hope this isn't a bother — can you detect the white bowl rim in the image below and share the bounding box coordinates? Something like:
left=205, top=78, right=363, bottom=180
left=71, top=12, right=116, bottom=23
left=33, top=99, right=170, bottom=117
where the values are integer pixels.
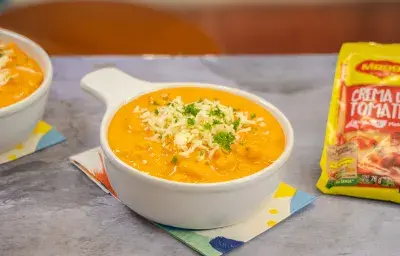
left=100, top=82, right=294, bottom=191
left=0, top=28, right=53, bottom=117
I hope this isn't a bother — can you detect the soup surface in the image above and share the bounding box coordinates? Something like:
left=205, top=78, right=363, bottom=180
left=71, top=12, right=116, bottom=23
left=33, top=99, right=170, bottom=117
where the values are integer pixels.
left=108, top=87, right=285, bottom=183
left=0, top=42, right=43, bottom=108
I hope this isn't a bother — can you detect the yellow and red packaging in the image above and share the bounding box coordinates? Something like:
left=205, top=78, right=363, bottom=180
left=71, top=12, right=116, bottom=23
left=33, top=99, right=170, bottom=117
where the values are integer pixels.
left=318, top=42, right=400, bottom=203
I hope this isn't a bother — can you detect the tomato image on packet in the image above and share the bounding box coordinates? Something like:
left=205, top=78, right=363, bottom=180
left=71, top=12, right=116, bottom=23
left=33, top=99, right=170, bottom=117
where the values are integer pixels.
left=318, top=42, right=400, bottom=203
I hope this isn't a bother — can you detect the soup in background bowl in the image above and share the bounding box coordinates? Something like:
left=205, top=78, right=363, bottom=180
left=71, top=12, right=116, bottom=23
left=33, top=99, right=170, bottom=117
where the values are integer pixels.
left=0, top=42, right=43, bottom=108
left=0, top=29, right=52, bottom=153
left=81, top=68, right=293, bottom=229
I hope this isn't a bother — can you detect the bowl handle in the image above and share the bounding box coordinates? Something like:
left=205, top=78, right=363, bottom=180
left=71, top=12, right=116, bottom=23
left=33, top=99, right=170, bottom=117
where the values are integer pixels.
left=81, top=68, right=155, bottom=108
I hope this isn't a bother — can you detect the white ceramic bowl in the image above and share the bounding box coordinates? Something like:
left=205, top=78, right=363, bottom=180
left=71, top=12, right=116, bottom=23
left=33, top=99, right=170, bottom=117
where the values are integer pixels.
left=81, top=68, right=294, bottom=229
left=0, top=29, right=53, bottom=153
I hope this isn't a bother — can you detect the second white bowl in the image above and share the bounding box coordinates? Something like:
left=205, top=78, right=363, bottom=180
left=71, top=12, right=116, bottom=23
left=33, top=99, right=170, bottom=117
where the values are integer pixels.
left=0, top=29, right=53, bottom=153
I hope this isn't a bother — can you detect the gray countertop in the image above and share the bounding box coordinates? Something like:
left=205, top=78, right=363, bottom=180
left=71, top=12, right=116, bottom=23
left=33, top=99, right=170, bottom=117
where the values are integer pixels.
left=0, top=56, right=399, bottom=256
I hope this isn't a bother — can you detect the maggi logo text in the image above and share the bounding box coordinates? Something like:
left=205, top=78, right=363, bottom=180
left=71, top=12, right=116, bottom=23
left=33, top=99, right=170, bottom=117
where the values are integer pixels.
left=356, top=60, right=400, bottom=78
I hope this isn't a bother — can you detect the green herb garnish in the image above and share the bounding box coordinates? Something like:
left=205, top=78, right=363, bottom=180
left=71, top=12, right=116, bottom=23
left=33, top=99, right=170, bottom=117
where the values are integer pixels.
left=233, top=119, right=241, bottom=131
left=198, top=98, right=204, bottom=103
left=184, top=103, right=200, bottom=116
left=152, top=100, right=159, bottom=106
left=250, top=113, right=256, bottom=119
left=154, top=109, right=159, bottom=115
left=213, top=132, right=235, bottom=151
left=203, top=123, right=212, bottom=130
left=187, top=118, right=195, bottom=126
left=171, top=155, right=178, bottom=165
left=213, top=119, right=222, bottom=125
left=210, top=107, right=225, bottom=118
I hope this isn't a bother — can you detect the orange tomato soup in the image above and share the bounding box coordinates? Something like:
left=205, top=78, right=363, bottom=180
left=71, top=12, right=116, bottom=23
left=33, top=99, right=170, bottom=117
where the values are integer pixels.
left=0, top=42, right=43, bottom=108
left=108, top=87, right=285, bottom=183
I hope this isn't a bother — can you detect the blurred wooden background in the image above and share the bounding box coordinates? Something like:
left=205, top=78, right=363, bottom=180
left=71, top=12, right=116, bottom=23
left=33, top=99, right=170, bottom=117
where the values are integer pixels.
left=0, top=1, right=400, bottom=54
left=179, top=2, right=400, bottom=54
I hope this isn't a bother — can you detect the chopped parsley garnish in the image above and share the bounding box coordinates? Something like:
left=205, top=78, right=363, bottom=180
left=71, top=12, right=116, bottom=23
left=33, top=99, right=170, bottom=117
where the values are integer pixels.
left=184, top=103, right=200, bottom=116
left=213, top=119, right=222, bottom=125
left=187, top=118, right=195, bottom=126
left=210, top=107, right=225, bottom=118
left=213, top=132, right=235, bottom=151
left=171, top=155, right=178, bottom=165
left=233, top=108, right=239, bottom=112
left=233, top=119, right=241, bottom=131
left=137, top=96, right=258, bottom=159
left=203, top=123, right=212, bottom=130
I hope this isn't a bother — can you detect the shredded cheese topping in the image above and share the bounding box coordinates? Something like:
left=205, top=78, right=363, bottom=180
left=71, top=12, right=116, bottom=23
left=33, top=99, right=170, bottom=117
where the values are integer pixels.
left=136, top=96, right=265, bottom=159
left=0, top=45, right=13, bottom=87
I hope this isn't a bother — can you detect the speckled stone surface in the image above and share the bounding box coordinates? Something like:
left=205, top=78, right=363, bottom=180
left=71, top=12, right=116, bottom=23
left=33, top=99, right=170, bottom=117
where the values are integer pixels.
left=0, top=56, right=399, bottom=256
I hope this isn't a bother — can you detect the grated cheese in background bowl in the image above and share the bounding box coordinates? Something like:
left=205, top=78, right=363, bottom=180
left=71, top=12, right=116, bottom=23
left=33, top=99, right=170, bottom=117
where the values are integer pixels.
left=0, top=49, right=10, bottom=87
left=0, top=44, right=15, bottom=87
left=136, top=96, right=265, bottom=159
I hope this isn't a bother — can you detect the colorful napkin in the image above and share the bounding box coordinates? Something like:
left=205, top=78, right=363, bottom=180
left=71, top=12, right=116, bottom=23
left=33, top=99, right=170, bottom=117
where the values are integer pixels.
left=70, top=148, right=315, bottom=256
left=0, top=120, right=65, bottom=164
